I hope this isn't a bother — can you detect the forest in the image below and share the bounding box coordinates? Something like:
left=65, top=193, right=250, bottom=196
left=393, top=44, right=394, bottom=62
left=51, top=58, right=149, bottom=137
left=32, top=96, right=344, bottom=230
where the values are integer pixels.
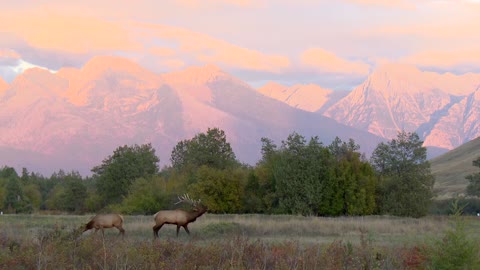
left=1, top=128, right=479, bottom=217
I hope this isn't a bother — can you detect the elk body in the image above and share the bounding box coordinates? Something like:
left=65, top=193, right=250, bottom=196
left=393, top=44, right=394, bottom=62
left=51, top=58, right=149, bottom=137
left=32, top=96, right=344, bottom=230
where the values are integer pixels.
left=83, top=213, right=125, bottom=238
left=153, top=194, right=207, bottom=238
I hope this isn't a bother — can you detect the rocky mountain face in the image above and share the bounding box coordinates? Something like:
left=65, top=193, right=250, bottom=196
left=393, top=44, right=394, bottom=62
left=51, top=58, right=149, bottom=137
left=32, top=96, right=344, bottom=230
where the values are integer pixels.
left=0, top=77, right=7, bottom=93
left=259, top=64, right=480, bottom=157
left=323, top=64, right=480, bottom=153
left=257, top=82, right=348, bottom=113
left=0, top=56, right=383, bottom=176
left=2, top=57, right=479, bottom=176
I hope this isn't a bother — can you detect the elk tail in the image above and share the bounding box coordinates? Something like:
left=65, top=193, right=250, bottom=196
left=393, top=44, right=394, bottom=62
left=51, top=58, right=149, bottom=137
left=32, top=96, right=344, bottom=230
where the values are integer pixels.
left=119, top=214, right=124, bottom=223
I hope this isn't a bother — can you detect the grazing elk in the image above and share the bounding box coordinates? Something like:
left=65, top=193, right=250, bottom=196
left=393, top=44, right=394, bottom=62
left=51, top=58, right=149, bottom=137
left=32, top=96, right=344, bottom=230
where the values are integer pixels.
left=83, top=213, right=125, bottom=238
left=153, top=193, right=207, bottom=238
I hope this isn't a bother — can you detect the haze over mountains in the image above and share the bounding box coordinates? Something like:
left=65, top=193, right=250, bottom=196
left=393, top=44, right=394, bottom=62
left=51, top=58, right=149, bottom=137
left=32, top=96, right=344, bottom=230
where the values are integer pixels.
left=1, top=56, right=479, bottom=176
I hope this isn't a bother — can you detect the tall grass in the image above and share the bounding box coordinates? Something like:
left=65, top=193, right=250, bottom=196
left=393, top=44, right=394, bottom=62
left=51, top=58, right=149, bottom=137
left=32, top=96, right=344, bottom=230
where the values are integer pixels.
left=0, top=213, right=477, bottom=269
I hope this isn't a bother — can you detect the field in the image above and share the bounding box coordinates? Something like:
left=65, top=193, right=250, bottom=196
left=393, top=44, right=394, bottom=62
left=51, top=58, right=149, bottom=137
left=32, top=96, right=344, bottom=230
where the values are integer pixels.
left=0, top=213, right=478, bottom=269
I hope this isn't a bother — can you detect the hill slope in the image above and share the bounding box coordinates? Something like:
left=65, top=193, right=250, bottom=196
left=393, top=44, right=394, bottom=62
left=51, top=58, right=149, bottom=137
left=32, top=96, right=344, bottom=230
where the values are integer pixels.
left=431, top=136, right=480, bottom=198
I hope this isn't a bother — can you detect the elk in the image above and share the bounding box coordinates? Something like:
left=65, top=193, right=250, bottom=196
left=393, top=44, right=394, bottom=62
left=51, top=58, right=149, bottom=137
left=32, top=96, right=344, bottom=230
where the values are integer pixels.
left=83, top=213, right=125, bottom=238
left=153, top=193, right=207, bottom=238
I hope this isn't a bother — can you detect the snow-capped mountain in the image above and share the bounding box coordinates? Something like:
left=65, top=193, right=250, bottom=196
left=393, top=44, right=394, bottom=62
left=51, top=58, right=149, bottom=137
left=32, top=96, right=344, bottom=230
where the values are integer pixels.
left=0, top=56, right=383, bottom=176
left=0, top=77, right=7, bottom=93
left=257, top=82, right=348, bottom=113
left=321, top=64, right=480, bottom=150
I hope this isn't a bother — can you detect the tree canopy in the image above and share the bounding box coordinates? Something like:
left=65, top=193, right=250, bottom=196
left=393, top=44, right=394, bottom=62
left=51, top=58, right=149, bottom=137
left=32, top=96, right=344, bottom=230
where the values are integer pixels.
left=92, top=143, right=160, bottom=206
left=371, top=131, right=434, bottom=217
left=171, top=128, right=238, bottom=172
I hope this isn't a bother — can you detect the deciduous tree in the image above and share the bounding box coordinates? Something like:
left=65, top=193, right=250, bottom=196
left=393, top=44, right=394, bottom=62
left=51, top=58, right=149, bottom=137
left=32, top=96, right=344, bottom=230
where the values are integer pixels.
left=371, top=131, right=434, bottom=217
left=92, top=143, right=160, bottom=206
left=171, top=128, right=238, bottom=172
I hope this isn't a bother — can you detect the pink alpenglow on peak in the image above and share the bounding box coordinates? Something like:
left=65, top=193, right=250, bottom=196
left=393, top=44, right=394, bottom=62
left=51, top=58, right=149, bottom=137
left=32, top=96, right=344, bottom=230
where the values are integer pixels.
left=257, top=82, right=334, bottom=112
left=161, top=64, right=239, bottom=86
left=0, top=77, right=8, bottom=94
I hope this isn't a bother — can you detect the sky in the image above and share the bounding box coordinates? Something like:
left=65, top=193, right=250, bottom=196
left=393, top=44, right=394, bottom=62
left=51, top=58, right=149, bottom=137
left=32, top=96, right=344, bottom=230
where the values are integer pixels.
left=1, top=0, right=480, bottom=90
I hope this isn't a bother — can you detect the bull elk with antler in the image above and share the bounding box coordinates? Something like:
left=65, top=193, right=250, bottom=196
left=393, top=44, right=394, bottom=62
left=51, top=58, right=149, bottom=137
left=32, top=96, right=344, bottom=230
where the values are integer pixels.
left=153, top=193, right=207, bottom=238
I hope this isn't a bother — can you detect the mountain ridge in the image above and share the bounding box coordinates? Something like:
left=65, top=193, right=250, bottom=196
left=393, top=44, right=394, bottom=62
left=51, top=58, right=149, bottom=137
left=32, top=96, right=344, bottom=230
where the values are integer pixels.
left=0, top=56, right=385, bottom=176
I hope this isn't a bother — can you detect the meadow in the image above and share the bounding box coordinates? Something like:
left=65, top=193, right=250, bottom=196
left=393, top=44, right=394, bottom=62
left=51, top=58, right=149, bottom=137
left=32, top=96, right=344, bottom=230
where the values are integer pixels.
left=0, top=213, right=478, bottom=269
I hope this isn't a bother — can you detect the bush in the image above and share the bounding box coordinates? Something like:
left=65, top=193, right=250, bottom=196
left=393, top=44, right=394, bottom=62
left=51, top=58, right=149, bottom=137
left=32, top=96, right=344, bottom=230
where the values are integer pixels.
left=424, top=200, right=480, bottom=269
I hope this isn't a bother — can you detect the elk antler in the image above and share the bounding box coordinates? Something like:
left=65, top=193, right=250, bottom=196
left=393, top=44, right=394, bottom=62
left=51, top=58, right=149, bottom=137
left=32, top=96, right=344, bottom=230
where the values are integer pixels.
left=175, top=193, right=200, bottom=206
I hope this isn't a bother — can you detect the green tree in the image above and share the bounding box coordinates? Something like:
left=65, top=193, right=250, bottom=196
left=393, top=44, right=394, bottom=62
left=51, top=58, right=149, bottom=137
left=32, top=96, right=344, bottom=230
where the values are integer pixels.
left=115, top=176, right=171, bottom=214
left=371, top=131, right=434, bottom=217
left=465, top=157, right=480, bottom=196
left=273, top=133, right=337, bottom=216
left=244, top=137, right=279, bottom=213
left=171, top=128, right=238, bottom=172
left=4, top=177, right=32, bottom=213
left=45, top=185, right=66, bottom=211
left=0, top=166, right=18, bottom=179
left=92, top=143, right=160, bottom=206
left=23, top=183, right=42, bottom=210
left=329, top=137, right=377, bottom=215
left=63, top=179, right=88, bottom=213
left=189, top=166, right=246, bottom=213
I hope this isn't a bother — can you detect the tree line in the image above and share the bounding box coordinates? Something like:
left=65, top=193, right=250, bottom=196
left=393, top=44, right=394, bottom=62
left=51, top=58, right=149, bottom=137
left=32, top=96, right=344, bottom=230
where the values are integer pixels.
left=0, top=128, right=451, bottom=217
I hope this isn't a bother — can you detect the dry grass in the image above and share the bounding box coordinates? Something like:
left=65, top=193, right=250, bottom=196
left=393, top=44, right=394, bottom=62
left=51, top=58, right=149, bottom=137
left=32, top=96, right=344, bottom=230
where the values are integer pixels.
left=1, top=213, right=479, bottom=269
left=0, top=213, right=455, bottom=246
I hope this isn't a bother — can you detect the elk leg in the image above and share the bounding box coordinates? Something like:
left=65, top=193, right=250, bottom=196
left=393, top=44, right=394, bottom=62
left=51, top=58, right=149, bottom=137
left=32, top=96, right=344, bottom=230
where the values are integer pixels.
left=183, top=225, right=190, bottom=235
left=117, top=226, right=125, bottom=238
left=153, top=224, right=163, bottom=238
left=176, top=225, right=181, bottom=237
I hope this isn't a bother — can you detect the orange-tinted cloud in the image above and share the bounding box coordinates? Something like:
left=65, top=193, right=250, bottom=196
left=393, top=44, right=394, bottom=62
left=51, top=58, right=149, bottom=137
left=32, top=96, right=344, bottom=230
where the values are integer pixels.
left=135, top=23, right=290, bottom=72
left=176, top=0, right=261, bottom=8
left=161, top=59, right=186, bottom=70
left=402, top=50, right=480, bottom=69
left=301, top=48, right=370, bottom=76
left=0, top=10, right=140, bottom=54
left=149, top=47, right=177, bottom=57
left=342, top=0, right=415, bottom=9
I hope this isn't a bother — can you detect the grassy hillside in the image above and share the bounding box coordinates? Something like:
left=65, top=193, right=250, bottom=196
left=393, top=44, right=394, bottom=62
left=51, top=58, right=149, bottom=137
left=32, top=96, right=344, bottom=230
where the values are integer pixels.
left=430, top=137, right=480, bottom=199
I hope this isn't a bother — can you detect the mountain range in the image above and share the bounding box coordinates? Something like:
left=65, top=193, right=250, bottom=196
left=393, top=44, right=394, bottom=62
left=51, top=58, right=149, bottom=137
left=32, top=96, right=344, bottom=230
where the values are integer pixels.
left=1, top=56, right=479, bottom=176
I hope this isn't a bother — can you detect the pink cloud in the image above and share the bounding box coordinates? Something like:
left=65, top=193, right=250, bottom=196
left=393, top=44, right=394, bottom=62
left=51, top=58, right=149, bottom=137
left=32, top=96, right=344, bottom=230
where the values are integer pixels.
left=342, top=0, right=415, bottom=9
left=161, top=59, right=186, bottom=70
left=0, top=10, right=140, bottom=54
left=402, top=50, right=480, bottom=69
left=135, top=23, right=290, bottom=73
left=176, top=0, right=262, bottom=8
left=301, top=48, right=370, bottom=76
left=149, top=47, right=177, bottom=57
left=0, top=49, right=21, bottom=65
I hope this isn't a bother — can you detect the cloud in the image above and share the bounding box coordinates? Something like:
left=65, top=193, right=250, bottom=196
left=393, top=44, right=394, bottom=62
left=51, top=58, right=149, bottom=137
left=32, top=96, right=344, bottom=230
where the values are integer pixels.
left=0, top=49, right=21, bottom=65
left=149, top=47, right=177, bottom=57
left=161, top=59, right=186, bottom=70
left=342, top=0, right=415, bottom=9
left=135, top=23, right=290, bottom=73
left=402, top=50, right=480, bottom=71
left=175, top=0, right=262, bottom=8
left=301, top=48, right=370, bottom=76
left=0, top=10, right=140, bottom=54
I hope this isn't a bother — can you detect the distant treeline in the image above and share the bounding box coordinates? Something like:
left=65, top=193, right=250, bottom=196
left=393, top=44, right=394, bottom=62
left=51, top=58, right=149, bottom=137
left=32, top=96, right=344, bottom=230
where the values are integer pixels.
left=1, top=128, right=479, bottom=217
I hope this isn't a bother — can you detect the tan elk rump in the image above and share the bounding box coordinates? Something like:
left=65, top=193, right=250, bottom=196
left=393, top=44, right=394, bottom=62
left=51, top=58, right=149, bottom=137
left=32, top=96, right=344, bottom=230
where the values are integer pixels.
left=83, top=213, right=125, bottom=238
left=153, top=194, right=207, bottom=238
